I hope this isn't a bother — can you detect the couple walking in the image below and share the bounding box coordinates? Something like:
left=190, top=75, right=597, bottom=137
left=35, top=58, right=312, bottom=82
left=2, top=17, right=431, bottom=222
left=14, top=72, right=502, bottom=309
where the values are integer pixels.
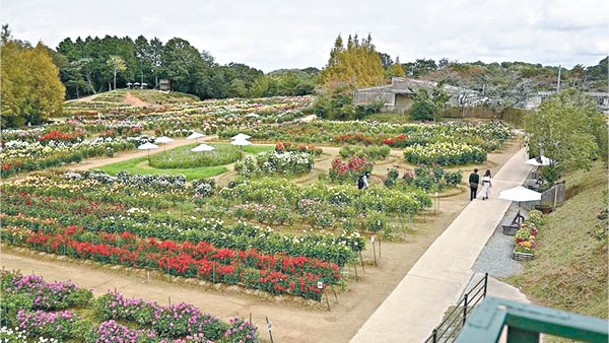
left=469, top=168, right=492, bottom=201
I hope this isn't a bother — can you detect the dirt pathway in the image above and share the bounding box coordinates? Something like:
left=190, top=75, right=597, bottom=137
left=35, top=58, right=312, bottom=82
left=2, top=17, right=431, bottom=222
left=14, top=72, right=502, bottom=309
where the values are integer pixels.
left=68, top=137, right=212, bottom=171
left=1, top=139, right=520, bottom=343
left=125, top=92, right=149, bottom=107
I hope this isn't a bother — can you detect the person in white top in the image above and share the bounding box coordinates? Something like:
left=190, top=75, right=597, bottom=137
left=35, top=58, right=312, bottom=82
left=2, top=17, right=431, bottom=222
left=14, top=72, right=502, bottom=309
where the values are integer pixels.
left=481, top=169, right=492, bottom=200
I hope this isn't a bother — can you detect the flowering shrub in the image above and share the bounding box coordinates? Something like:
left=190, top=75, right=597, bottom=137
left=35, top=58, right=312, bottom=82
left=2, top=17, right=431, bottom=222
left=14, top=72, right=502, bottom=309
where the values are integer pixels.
left=403, top=142, right=487, bottom=166
left=17, top=309, right=80, bottom=341
left=329, top=157, right=373, bottom=184
left=381, top=134, right=409, bottom=147
left=0, top=326, right=60, bottom=343
left=514, top=216, right=542, bottom=256
left=235, top=151, right=313, bottom=176
left=1, top=272, right=92, bottom=311
left=276, top=142, right=322, bottom=156
left=339, top=145, right=390, bottom=161
left=334, top=133, right=374, bottom=145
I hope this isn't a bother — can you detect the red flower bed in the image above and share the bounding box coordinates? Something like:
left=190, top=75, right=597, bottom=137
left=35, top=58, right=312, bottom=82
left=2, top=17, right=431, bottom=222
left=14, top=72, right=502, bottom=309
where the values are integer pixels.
left=7, top=225, right=340, bottom=300
left=382, top=134, right=409, bottom=147
left=275, top=142, right=322, bottom=155
left=38, top=130, right=85, bottom=144
left=334, top=133, right=375, bottom=146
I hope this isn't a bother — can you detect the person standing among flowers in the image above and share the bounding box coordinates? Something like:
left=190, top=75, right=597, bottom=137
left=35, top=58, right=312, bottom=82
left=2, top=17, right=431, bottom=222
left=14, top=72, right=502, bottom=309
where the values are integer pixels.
left=481, top=169, right=492, bottom=200
left=468, top=168, right=479, bottom=201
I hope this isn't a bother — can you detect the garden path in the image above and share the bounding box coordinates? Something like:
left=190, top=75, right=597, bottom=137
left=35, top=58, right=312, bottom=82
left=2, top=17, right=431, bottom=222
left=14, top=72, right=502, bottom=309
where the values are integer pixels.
left=350, top=148, right=533, bottom=343
left=67, top=136, right=214, bottom=171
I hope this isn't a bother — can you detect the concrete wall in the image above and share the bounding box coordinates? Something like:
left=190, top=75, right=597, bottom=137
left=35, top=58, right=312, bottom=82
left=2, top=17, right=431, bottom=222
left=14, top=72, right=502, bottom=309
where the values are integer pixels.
left=395, top=94, right=414, bottom=114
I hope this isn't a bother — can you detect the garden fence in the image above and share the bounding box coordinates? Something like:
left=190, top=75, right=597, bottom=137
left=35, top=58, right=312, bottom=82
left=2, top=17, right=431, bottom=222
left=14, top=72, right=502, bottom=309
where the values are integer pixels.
left=423, top=273, right=488, bottom=343
left=539, top=181, right=565, bottom=210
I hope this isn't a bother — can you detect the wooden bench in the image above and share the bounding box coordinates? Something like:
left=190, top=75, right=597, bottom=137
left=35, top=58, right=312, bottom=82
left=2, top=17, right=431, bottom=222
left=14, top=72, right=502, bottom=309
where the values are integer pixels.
left=502, top=210, right=528, bottom=235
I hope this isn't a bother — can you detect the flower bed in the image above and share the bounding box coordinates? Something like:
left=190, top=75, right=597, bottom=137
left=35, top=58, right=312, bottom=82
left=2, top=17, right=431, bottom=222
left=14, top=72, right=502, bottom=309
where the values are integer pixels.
left=403, top=141, right=487, bottom=166
left=329, top=157, right=374, bottom=184
left=0, top=271, right=259, bottom=342
left=2, top=185, right=362, bottom=266
left=339, top=145, right=390, bottom=161
left=235, top=151, right=314, bottom=176
left=4, top=224, right=341, bottom=300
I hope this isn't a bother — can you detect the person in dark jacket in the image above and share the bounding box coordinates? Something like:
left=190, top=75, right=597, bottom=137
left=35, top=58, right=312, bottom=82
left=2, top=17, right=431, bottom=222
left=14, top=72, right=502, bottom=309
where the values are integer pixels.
left=468, top=168, right=480, bottom=201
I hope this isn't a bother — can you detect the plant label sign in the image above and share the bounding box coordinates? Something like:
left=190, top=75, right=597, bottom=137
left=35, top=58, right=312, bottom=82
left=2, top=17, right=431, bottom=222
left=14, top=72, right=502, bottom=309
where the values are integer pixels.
left=317, top=281, right=324, bottom=289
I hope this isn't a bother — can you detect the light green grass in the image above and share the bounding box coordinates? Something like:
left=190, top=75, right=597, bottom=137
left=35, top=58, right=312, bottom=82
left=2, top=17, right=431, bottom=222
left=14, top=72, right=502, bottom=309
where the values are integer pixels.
left=150, top=144, right=242, bottom=169
left=366, top=112, right=413, bottom=124
left=99, top=156, right=227, bottom=180
left=98, top=144, right=273, bottom=180
left=508, top=162, right=608, bottom=333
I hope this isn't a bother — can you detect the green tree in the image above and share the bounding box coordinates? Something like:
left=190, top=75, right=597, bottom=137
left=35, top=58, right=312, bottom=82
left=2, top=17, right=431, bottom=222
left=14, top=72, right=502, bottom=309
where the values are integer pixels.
left=386, top=56, right=405, bottom=79
left=106, top=55, right=127, bottom=90
left=526, top=89, right=608, bottom=184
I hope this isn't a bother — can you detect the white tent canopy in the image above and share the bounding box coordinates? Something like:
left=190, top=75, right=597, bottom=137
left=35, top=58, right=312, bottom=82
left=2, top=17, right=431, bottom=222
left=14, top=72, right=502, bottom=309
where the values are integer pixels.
left=137, top=142, right=159, bottom=150
left=231, top=133, right=251, bottom=140
left=154, top=136, right=174, bottom=144
left=525, top=155, right=553, bottom=166
left=191, top=143, right=216, bottom=152
left=186, top=132, right=205, bottom=140
left=499, top=186, right=542, bottom=202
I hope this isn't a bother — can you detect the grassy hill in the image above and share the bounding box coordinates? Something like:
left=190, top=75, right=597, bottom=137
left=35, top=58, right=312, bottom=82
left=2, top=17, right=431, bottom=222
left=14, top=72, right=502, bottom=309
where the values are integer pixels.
left=508, top=162, right=608, bottom=324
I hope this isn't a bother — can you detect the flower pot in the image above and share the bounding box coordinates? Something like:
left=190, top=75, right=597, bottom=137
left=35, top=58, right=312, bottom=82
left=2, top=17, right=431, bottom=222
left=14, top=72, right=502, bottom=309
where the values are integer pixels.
left=512, top=248, right=535, bottom=261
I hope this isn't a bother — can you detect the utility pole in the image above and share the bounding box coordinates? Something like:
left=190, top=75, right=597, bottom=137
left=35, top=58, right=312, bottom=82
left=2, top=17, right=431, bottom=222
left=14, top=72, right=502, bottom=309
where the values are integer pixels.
left=556, top=65, right=561, bottom=92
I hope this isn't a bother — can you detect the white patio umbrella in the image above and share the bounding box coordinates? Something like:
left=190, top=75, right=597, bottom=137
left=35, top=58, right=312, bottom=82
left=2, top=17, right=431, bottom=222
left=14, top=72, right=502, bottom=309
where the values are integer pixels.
left=186, top=132, right=205, bottom=140
left=191, top=143, right=216, bottom=152
left=231, top=133, right=251, bottom=140
left=154, top=136, right=174, bottom=144
left=525, top=155, right=553, bottom=166
left=138, top=142, right=159, bottom=150
left=231, top=138, right=252, bottom=149
left=499, top=186, right=542, bottom=203
left=138, top=142, right=159, bottom=162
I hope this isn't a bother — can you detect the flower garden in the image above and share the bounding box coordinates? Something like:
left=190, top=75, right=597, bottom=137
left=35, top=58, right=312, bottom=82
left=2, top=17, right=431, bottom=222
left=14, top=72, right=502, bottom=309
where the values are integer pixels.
left=0, top=270, right=259, bottom=342
left=0, top=95, right=514, bottom=341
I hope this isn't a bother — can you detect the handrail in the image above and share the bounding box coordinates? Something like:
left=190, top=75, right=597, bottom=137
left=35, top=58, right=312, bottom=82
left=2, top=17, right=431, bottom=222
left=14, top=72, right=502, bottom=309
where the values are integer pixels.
left=455, top=297, right=609, bottom=343
left=423, top=273, right=488, bottom=343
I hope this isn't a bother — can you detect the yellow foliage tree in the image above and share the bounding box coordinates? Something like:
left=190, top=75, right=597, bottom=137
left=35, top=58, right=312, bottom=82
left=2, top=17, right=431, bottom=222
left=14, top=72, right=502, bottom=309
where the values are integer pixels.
left=320, top=34, right=385, bottom=90
left=1, top=33, right=65, bottom=127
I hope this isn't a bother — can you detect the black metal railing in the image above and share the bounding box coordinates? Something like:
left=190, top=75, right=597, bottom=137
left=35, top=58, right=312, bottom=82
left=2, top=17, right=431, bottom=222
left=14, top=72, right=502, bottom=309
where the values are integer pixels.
left=423, top=273, right=488, bottom=343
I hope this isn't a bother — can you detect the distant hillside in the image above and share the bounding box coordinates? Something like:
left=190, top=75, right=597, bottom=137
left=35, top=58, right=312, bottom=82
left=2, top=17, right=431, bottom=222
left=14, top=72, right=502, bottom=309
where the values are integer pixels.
left=66, top=89, right=200, bottom=106
left=509, top=162, right=608, bottom=322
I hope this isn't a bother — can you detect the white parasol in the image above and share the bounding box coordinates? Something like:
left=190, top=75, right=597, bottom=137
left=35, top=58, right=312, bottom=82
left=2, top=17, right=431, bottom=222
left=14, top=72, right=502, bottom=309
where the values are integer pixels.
left=186, top=132, right=205, bottom=140
left=154, top=136, right=174, bottom=144
left=191, top=143, right=216, bottom=152
left=231, top=133, right=251, bottom=140
left=525, top=156, right=553, bottom=167
left=499, top=186, right=542, bottom=202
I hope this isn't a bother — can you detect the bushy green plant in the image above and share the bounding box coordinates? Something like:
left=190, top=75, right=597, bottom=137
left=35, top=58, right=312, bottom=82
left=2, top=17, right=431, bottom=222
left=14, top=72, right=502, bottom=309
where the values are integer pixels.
left=149, top=144, right=242, bottom=169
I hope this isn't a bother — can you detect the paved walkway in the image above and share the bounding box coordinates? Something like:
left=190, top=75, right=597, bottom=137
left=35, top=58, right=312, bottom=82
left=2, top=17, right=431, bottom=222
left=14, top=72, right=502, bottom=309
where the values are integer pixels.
left=351, top=148, right=533, bottom=343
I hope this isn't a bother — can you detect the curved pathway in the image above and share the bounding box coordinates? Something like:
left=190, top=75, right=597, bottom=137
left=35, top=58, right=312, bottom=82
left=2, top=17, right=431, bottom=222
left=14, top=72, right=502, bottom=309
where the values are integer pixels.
left=350, top=148, right=533, bottom=343
left=68, top=137, right=213, bottom=171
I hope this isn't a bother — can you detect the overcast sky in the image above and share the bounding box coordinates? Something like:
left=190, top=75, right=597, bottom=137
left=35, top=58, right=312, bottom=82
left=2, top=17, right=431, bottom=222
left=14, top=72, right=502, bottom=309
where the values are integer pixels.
left=2, top=0, right=608, bottom=72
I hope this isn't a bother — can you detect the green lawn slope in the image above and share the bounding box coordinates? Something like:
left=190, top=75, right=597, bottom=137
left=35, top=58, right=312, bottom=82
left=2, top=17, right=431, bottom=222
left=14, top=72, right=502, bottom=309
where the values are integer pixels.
left=509, top=162, right=608, bottom=323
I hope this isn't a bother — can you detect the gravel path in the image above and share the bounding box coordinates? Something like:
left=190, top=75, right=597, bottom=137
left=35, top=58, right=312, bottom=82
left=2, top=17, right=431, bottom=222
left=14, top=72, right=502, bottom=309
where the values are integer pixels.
left=472, top=202, right=525, bottom=278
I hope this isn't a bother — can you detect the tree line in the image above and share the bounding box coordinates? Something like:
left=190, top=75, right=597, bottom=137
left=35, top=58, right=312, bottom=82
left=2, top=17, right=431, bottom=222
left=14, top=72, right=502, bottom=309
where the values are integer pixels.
left=54, top=34, right=318, bottom=100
